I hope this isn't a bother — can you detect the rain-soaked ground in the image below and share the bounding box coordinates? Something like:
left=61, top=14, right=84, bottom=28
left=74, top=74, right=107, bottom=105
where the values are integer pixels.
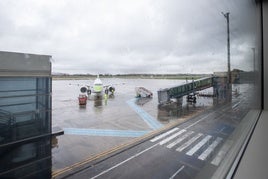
left=51, top=77, right=215, bottom=171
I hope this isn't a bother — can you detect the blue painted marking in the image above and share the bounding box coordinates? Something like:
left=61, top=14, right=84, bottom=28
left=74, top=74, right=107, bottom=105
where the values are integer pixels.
left=63, top=128, right=151, bottom=137
left=126, top=98, right=163, bottom=130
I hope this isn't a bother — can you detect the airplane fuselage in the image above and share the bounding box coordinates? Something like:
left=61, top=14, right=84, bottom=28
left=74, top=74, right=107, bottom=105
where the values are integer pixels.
left=93, top=77, right=103, bottom=93
left=79, top=76, right=115, bottom=98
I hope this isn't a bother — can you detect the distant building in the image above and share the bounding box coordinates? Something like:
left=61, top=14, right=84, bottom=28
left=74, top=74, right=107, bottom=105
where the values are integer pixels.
left=0, top=51, right=52, bottom=178
left=214, top=69, right=253, bottom=84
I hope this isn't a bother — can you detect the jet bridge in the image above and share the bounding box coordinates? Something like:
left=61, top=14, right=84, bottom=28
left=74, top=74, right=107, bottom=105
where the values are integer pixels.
left=157, top=77, right=215, bottom=104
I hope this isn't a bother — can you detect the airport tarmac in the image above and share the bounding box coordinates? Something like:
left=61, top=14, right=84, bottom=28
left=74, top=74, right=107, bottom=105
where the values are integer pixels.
left=51, top=78, right=215, bottom=171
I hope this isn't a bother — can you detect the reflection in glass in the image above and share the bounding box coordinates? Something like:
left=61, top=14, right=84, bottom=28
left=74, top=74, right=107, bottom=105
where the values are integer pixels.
left=0, top=77, right=52, bottom=178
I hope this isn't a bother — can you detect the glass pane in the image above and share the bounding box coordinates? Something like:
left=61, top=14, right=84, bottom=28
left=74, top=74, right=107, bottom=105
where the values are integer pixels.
left=49, top=0, right=262, bottom=178
left=0, top=0, right=262, bottom=178
left=0, top=77, right=52, bottom=178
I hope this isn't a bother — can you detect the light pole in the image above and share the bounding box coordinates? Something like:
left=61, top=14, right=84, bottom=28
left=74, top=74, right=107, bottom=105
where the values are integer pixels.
left=252, top=47, right=256, bottom=85
left=252, top=47, right=256, bottom=72
left=222, top=12, right=232, bottom=101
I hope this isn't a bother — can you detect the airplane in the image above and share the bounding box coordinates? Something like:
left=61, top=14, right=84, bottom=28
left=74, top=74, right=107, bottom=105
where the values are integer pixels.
left=79, top=75, right=115, bottom=98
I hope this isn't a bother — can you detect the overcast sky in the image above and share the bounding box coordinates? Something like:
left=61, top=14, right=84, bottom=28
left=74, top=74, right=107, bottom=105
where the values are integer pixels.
left=0, top=0, right=258, bottom=74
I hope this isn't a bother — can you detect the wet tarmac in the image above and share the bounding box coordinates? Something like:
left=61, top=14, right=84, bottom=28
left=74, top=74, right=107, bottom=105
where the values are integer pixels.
left=52, top=83, right=254, bottom=179
left=52, top=78, right=215, bottom=171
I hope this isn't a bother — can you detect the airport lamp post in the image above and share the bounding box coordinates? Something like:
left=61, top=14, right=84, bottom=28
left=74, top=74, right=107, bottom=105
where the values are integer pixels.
left=222, top=12, right=232, bottom=101
left=252, top=47, right=256, bottom=85
left=252, top=47, right=256, bottom=72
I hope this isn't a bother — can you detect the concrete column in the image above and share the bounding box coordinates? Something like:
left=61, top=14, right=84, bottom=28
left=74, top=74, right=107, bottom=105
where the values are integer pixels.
left=264, top=2, right=268, bottom=110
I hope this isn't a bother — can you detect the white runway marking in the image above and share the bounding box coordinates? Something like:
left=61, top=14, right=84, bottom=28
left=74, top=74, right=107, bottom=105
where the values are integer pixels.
left=169, top=165, right=185, bottom=179
left=150, top=128, right=179, bottom=142
left=91, top=111, right=217, bottom=178
left=90, top=143, right=159, bottom=179
left=176, top=133, right=203, bottom=152
left=232, top=101, right=241, bottom=109
left=159, top=129, right=186, bottom=145
left=186, top=135, right=212, bottom=156
left=167, top=131, right=194, bottom=149
left=198, top=137, right=223, bottom=161
left=211, top=140, right=232, bottom=166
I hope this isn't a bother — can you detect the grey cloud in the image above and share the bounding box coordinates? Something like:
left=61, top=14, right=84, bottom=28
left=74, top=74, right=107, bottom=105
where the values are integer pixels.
left=0, top=0, right=258, bottom=74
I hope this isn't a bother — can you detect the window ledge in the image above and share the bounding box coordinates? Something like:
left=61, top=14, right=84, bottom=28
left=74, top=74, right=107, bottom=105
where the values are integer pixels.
left=233, top=110, right=268, bottom=179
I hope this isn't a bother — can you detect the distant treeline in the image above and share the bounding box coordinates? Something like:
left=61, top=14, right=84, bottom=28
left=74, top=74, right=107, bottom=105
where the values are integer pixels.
left=113, top=74, right=211, bottom=80
left=52, top=73, right=212, bottom=80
